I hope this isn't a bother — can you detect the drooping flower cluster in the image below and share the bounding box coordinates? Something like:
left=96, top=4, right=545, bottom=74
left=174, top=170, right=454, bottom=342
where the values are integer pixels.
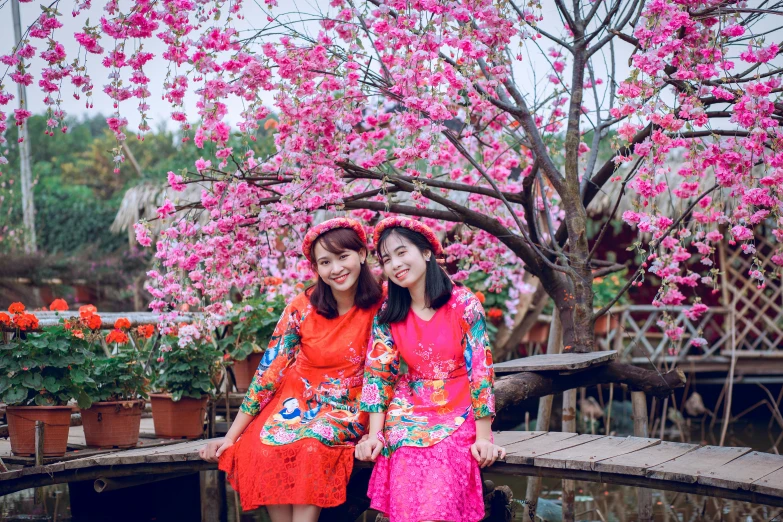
left=614, top=0, right=783, bottom=340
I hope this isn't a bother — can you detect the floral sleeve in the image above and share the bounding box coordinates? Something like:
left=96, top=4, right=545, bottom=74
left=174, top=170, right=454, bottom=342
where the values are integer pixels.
left=239, top=300, right=304, bottom=416
left=360, top=310, right=401, bottom=413
left=461, top=292, right=496, bottom=419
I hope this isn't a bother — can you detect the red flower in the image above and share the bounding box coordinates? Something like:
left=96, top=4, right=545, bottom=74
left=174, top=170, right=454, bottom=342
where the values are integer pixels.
left=13, top=313, right=39, bottom=331
left=86, top=314, right=102, bottom=330
left=137, top=324, right=155, bottom=339
left=79, top=304, right=97, bottom=319
left=9, top=302, right=25, bottom=314
left=475, top=291, right=486, bottom=304
left=72, top=329, right=85, bottom=339
left=0, top=312, right=10, bottom=326
left=487, top=308, right=503, bottom=325
left=106, top=329, right=129, bottom=345
left=114, top=317, right=131, bottom=330
left=49, top=299, right=69, bottom=311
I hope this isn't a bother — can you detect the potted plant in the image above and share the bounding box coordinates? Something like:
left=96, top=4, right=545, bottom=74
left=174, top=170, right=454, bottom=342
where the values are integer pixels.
left=80, top=320, right=154, bottom=449
left=149, top=330, right=223, bottom=439
left=0, top=300, right=96, bottom=457
left=218, top=294, right=285, bottom=392
left=593, top=270, right=629, bottom=336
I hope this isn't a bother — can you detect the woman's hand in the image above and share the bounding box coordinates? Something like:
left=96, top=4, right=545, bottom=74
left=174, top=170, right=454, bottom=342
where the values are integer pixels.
left=470, top=438, right=506, bottom=468
left=355, top=436, right=384, bottom=462
left=199, top=437, right=235, bottom=463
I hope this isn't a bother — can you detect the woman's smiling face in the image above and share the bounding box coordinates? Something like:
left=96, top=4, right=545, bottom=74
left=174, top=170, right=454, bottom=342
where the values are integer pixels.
left=313, top=240, right=366, bottom=293
left=378, top=231, right=429, bottom=289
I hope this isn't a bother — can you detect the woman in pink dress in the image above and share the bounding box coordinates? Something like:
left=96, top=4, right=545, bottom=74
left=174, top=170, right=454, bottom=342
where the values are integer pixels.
left=356, top=216, right=506, bottom=522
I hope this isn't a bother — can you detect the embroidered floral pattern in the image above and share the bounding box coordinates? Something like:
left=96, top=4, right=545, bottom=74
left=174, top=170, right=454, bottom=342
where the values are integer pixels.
left=360, top=286, right=495, bottom=455
left=239, top=292, right=380, bottom=447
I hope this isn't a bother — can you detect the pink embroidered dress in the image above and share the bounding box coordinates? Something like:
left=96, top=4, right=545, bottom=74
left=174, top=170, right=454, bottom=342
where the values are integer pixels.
left=361, top=286, right=495, bottom=522
left=219, top=292, right=381, bottom=510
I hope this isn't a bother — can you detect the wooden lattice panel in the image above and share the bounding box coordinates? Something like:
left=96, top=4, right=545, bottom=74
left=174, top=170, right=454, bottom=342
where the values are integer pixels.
left=723, top=233, right=783, bottom=354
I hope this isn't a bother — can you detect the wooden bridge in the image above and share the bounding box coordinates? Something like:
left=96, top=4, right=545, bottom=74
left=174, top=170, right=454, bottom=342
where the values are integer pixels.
left=3, top=431, right=783, bottom=508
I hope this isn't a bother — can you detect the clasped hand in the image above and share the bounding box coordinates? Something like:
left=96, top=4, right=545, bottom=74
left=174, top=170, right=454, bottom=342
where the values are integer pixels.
left=354, top=434, right=383, bottom=462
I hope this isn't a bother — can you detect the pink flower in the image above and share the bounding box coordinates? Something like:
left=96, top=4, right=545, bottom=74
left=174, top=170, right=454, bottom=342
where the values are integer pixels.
left=361, top=383, right=380, bottom=406
left=731, top=225, right=754, bottom=242
left=684, top=303, right=708, bottom=321
left=156, top=199, right=176, bottom=219
left=167, top=171, right=186, bottom=192
left=194, top=158, right=212, bottom=173
left=134, top=223, right=152, bottom=247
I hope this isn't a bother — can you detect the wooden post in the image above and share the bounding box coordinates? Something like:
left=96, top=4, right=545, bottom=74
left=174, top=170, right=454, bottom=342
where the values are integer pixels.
left=605, top=382, right=614, bottom=435
left=562, top=387, right=577, bottom=522
left=524, top=309, right=562, bottom=521
left=200, top=470, right=227, bottom=522
left=632, top=391, right=653, bottom=522
left=34, top=420, right=45, bottom=505
left=12, top=0, right=37, bottom=254
left=35, top=420, right=45, bottom=467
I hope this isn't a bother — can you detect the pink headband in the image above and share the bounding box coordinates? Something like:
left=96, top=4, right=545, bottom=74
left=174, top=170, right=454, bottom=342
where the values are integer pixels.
left=373, top=216, right=444, bottom=256
left=301, top=217, right=367, bottom=263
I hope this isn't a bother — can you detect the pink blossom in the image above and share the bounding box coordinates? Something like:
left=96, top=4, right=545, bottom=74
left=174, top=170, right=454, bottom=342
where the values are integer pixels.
left=157, top=199, right=176, bottom=219
left=194, top=158, right=212, bottom=173
left=167, top=171, right=186, bottom=192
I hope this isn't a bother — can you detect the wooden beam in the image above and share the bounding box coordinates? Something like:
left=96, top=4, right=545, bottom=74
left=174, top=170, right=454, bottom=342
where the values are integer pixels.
left=494, top=361, right=686, bottom=413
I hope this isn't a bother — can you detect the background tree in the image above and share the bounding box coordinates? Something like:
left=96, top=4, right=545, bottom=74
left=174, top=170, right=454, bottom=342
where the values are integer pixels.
left=2, top=0, right=782, bottom=397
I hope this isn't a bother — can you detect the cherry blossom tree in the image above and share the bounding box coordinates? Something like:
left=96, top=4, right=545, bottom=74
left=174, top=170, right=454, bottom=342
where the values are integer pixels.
left=2, top=0, right=782, bottom=397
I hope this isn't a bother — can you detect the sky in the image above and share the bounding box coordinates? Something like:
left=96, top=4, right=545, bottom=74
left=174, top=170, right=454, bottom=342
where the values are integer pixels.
left=0, top=1, right=779, bottom=136
left=0, top=1, right=621, bottom=133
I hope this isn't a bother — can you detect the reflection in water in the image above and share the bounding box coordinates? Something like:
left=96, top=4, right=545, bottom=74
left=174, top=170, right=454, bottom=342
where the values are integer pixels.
left=1, top=485, right=70, bottom=521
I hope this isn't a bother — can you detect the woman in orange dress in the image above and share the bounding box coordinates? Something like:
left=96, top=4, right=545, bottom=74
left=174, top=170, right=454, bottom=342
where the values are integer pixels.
left=200, top=217, right=383, bottom=522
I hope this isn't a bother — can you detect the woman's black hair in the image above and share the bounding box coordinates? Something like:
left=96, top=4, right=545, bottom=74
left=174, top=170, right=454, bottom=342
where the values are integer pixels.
left=376, top=227, right=453, bottom=324
left=306, top=227, right=383, bottom=319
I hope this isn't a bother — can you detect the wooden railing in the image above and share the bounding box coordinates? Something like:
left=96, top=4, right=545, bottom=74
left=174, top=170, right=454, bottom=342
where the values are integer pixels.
left=594, top=305, right=783, bottom=368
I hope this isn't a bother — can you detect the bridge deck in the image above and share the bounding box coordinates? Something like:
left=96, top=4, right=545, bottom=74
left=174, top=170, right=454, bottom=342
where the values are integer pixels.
left=3, top=431, right=783, bottom=507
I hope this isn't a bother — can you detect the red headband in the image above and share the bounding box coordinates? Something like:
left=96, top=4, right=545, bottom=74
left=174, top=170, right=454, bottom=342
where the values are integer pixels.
left=302, top=217, right=367, bottom=263
left=373, top=216, right=444, bottom=256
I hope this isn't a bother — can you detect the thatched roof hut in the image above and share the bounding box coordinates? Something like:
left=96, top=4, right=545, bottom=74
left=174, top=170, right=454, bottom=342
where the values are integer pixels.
left=111, top=182, right=209, bottom=246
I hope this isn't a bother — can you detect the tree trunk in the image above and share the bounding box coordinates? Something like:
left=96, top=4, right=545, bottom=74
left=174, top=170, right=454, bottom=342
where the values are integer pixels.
left=494, top=361, right=686, bottom=414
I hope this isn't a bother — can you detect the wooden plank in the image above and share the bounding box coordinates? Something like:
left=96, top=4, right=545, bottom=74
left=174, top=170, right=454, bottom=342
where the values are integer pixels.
left=535, top=436, right=661, bottom=471
left=505, top=433, right=602, bottom=465
left=493, top=431, right=546, bottom=448
left=494, top=351, right=617, bottom=374
left=698, top=451, right=783, bottom=491
left=752, top=464, right=783, bottom=497
left=718, top=351, right=783, bottom=358
left=646, top=445, right=751, bottom=484
left=594, top=441, right=698, bottom=476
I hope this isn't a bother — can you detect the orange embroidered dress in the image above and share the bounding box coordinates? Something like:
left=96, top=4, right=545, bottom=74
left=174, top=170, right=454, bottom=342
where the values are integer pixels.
left=219, top=292, right=380, bottom=510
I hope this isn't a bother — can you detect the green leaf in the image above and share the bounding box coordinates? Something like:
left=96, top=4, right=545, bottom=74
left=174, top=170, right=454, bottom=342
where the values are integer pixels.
left=76, top=390, right=92, bottom=409
left=3, top=387, right=28, bottom=405
left=22, top=373, right=43, bottom=389
left=70, top=368, right=87, bottom=384
left=42, top=376, right=62, bottom=393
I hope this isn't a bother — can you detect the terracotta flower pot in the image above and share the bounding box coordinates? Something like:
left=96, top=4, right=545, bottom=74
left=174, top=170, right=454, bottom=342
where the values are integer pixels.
left=81, top=400, right=145, bottom=449
left=6, top=405, right=72, bottom=457
left=231, top=352, right=263, bottom=392
left=523, top=322, right=550, bottom=344
left=594, top=314, right=620, bottom=336
left=150, top=393, right=208, bottom=439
